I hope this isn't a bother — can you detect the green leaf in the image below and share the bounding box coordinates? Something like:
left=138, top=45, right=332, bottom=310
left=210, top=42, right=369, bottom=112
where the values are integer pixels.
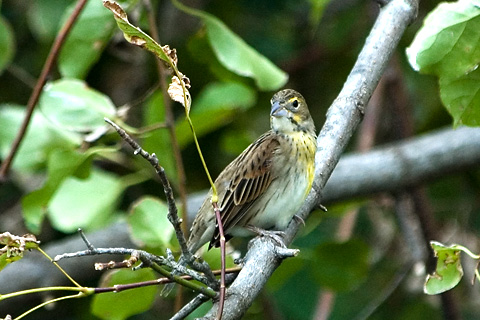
left=310, top=239, right=369, bottom=292
left=174, top=0, right=288, bottom=91
left=23, top=149, right=89, bottom=233
left=201, top=247, right=236, bottom=270
left=0, top=104, right=81, bottom=171
left=0, top=15, right=15, bottom=75
left=91, top=268, right=157, bottom=320
left=187, top=32, right=250, bottom=84
left=103, top=0, right=171, bottom=63
left=47, top=169, right=124, bottom=233
left=128, top=197, right=173, bottom=248
left=103, top=1, right=192, bottom=111
left=308, top=0, right=331, bottom=29
left=406, top=1, right=480, bottom=78
left=22, top=190, right=50, bottom=235
left=406, top=1, right=480, bottom=127
left=27, top=0, right=71, bottom=42
left=0, top=233, right=39, bottom=271
left=192, top=82, right=256, bottom=114
left=267, top=254, right=306, bottom=292
left=39, top=79, right=117, bottom=133
left=176, top=109, right=235, bottom=148
left=0, top=253, right=12, bottom=271
left=439, top=66, right=480, bottom=127
left=220, top=130, right=256, bottom=155
left=22, top=147, right=112, bottom=233
left=0, top=251, right=25, bottom=272
left=142, top=90, right=177, bottom=185
left=176, top=82, right=256, bottom=147
left=58, top=0, right=116, bottom=78
left=186, top=301, right=213, bottom=320
left=424, top=241, right=464, bottom=295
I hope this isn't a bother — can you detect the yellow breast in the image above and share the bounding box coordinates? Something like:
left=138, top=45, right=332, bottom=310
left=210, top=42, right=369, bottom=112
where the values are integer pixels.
left=286, top=131, right=317, bottom=198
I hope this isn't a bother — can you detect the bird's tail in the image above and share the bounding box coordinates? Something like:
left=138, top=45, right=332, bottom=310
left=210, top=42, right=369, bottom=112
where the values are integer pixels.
left=161, top=255, right=186, bottom=296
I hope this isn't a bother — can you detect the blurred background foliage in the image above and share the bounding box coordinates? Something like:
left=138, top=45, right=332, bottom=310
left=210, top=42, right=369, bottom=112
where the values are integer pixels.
left=0, top=0, right=479, bottom=319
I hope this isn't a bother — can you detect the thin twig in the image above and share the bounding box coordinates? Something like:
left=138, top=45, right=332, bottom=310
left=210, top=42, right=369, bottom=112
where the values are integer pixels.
left=0, top=0, right=88, bottom=180
left=353, top=262, right=413, bottom=320
left=77, top=228, right=95, bottom=251
left=473, top=261, right=480, bottom=286
left=144, top=1, right=190, bottom=309
left=170, top=294, right=210, bottom=320
left=104, top=118, right=217, bottom=286
left=6, top=64, right=37, bottom=89
left=95, top=250, right=139, bottom=270
left=104, top=118, right=189, bottom=252
left=144, top=0, right=189, bottom=234
left=213, top=202, right=226, bottom=320
left=54, top=245, right=216, bottom=297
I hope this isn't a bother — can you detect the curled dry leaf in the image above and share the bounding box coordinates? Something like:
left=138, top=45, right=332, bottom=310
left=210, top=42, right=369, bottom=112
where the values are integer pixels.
left=168, top=75, right=192, bottom=114
left=0, top=232, right=39, bottom=258
left=103, top=0, right=127, bottom=20
left=104, top=0, right=193, bottom=114
left=162, top=45, right=178, bottom=67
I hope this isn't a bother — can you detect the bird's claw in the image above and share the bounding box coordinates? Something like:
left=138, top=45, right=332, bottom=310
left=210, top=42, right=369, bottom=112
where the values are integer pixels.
left=246, top=225, right=287, bottom=248
left=293, top=215, right=305, bottom=226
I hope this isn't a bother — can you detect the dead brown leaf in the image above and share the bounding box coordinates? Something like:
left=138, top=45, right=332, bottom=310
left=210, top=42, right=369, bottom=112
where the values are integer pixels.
left=168, top=75, right=191, bottom=114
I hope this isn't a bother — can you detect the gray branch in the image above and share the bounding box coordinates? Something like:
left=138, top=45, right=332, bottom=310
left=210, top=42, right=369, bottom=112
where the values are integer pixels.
left=204, top=0, right=419, bottom=319
left=323, top=126, right=480, bottom=203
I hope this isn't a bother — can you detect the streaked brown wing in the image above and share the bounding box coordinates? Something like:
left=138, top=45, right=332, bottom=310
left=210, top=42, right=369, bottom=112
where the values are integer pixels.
left=209, top=131, right=280, bottom=247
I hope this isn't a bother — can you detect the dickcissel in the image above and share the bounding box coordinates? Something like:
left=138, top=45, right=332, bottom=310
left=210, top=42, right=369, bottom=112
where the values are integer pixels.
left=187, top=89, right=317, bottom=254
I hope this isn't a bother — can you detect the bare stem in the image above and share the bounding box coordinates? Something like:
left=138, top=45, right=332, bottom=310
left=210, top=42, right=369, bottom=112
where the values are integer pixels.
left=144, top=0, right=189, bottom=235
left=213, top=202, right=226, bottom=320
left=170, top=294, right=210, bottom=320
left=0, top=0, right=88, bottom=180
left=54, top=245, right=217, bottom=298
left=104, top=118, right=189, bottom=254
left=104, top=118, right=217, bottom=286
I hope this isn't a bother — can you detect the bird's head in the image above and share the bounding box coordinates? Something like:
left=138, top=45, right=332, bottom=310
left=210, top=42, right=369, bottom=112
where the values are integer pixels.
left=270, top=89, right=315, bottom=135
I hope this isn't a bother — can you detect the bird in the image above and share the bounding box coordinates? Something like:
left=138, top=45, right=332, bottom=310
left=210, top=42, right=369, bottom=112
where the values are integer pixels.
left=162, top=89, right=317, bottom=295
left=187, top=88, right=317, bottom=255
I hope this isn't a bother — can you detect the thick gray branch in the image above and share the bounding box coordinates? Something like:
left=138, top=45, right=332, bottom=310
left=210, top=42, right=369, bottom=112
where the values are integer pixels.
left=185, top=127, right=480, bottom=215
left=205, top=0, right=419, bottom=319
left=323, top=126, right=480, bottom=203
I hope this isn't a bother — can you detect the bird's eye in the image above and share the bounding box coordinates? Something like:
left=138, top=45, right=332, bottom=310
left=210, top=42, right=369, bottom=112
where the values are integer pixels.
left=292, top=99, right=299, bottom=109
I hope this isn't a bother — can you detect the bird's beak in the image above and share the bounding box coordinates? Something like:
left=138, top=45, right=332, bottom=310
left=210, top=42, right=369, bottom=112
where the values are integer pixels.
left=270, top=101, right=288, bottom=118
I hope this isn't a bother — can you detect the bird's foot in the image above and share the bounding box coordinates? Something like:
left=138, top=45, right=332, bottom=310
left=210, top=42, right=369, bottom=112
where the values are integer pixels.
left=246, top=225, right=286, bottom=248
